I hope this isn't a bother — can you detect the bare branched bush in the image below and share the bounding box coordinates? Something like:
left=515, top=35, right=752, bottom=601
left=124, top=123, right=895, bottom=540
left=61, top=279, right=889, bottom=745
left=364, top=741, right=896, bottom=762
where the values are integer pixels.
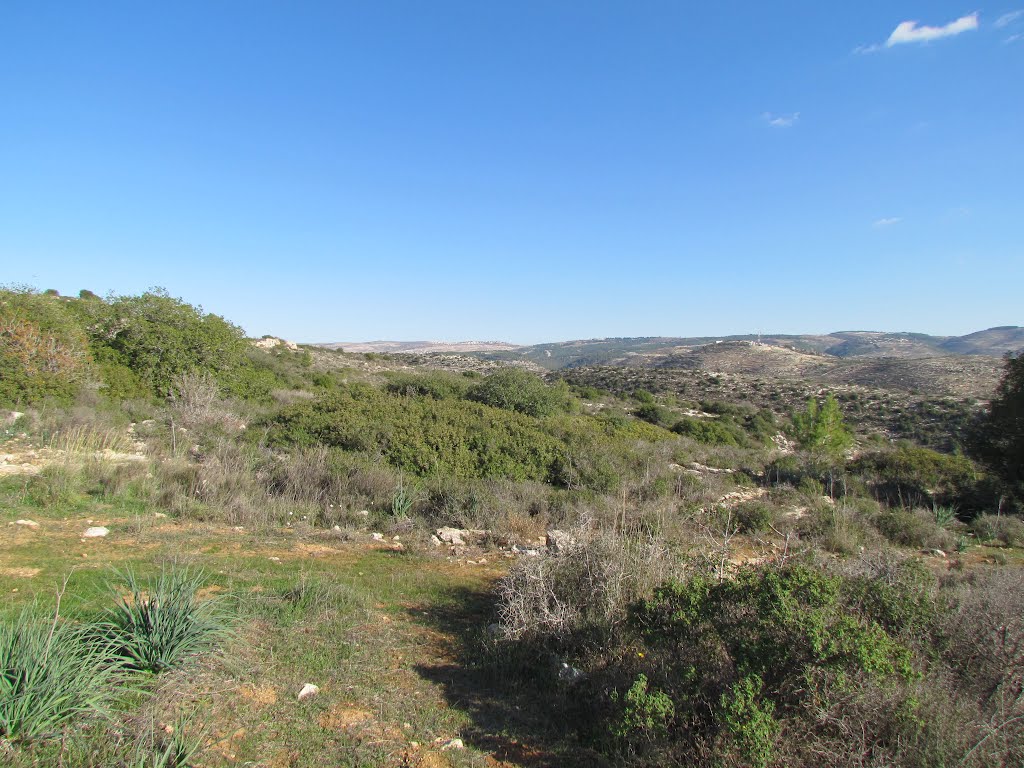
left=169, top=372, right=241, bottom=432
left=940, top=569, right=1024, bottom=765
left=496, top=525, right=681, bottom=648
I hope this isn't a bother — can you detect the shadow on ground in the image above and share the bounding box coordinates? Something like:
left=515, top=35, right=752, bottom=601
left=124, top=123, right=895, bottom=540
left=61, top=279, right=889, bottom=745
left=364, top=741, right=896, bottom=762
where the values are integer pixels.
left=408, top=584, right=608, bottom=768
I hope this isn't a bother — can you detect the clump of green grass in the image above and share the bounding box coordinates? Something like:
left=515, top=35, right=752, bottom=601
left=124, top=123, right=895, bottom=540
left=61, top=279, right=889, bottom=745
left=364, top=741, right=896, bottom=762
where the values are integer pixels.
left=0, top=607, right=124, bottom=743
left=48, top=423, right=131, bottom=454
left=130, top=715, right=204, bottom=768
left=103, top=566, right=230, bottom=674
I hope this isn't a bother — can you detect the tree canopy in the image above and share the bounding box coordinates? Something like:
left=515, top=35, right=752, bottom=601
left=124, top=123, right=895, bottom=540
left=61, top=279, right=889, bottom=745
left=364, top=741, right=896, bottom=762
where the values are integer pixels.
left=972, top=354, right=1024, bottom=505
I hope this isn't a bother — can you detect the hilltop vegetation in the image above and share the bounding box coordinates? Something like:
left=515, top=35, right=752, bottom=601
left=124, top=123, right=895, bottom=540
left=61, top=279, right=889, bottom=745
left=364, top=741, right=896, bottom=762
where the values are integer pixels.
left=2, top=285, right=1024, bottom=767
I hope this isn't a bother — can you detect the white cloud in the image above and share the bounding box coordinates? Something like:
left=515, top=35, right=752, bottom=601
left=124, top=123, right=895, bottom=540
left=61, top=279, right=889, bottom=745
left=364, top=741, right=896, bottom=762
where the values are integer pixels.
left=995, top=10, right=1024, bottom=28
left=873, top=217, right=902, bottom=228
left=1007, top=32, right=1024, bottom=43
left=886, top=13, right=979, bottom=46
left=763, top=111, right=799, bottom=128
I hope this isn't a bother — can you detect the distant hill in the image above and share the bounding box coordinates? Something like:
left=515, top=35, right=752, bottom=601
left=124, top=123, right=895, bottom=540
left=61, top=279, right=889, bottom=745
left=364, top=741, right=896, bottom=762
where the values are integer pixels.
left=319, top=340, right=521, bottom=354
left=938, top=326, right=1024, bottom=356
left=443, top=327, right=1024, bottom=370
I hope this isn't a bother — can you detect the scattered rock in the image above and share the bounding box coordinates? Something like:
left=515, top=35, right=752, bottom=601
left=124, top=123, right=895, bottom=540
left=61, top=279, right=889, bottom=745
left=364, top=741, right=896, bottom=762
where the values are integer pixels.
left=371, top=532, right=385, bottom=541
left=430, top=535, right=443, bottom=547
left=511, top=545, right=540, bottom=557
left=297, top=683, right=319, bottom=701
left=436, top=737, right=464, bottom=751
left=253, top=336, right=300, bottom=351
left=82, top=526, right=109, bottom=538
left=545, top=529, right=576, bottom=555
left=357, top=510, right=370, bottom=517
left=14, top=519, right=39, bottom=529
left=436, top=527, right=466, bottom=546
left=688, top=462, right=735, bottom=475
left=929, top=549, right=948, bottom=558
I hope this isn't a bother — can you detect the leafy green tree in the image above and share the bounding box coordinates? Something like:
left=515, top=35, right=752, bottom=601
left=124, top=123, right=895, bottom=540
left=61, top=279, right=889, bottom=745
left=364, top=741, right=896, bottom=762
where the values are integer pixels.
left=972, top=354, right=1024, bottom=505
left=87, top=289, right=251, bottom=398
left=790, top=394, right=853, bottom=458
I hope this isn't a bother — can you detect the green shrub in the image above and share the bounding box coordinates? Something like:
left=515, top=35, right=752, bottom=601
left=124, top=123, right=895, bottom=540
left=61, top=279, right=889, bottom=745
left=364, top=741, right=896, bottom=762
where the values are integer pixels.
left=467, top=368, right=573, bottom=417
left=852, top=444, right=980, bottom=510
left=634, top=402, right=673, bottom=428
left=876, top=508, right=956, bottom=551
left=672, top=416, right=747, bottom=447
left=383, top=371, right=472, bottom=400
left=606, top=563, right=921, bottom=765
left=610, top=673, right=674, bottom=743
left=0, top=287, right=94, bottom=406
left=733, top=501, right=776, bottom=534
left=103, top=566, right=229, bottom=673
left=716, top=675, right=778, bottom=768
left=0, top=607, right=123, bottom=743
left=970, top=514, right=1024, bottom=547
left=261, top=384, right=565, bottom=483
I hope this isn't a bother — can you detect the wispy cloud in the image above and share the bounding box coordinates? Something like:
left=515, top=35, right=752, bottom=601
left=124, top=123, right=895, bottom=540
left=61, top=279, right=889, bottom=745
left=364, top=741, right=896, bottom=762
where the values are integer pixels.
left=762, top=111, right=799, bottom=128
left=873, top=217, right=902, bottom=228
left=857, top=12, right=980, bottom=53
left=1007, top=32, right=1024, bottom=43
left=995, top=10, right=1024, bottom=28
left=887, top=13, right=979, bottom=46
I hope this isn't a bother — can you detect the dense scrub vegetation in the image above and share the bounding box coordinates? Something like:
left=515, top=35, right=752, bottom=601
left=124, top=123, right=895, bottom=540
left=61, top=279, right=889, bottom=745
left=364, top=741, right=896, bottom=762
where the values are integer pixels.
left=3, top=285, right=1023, bottom=765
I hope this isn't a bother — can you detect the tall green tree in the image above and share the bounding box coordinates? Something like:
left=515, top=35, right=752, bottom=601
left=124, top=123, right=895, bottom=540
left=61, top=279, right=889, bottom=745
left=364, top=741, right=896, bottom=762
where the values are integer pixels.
left=88, top=289, right=251, bottom=398
left=972, top=354, right=1024, bottom=505
left=790, top=394, right=853, bottom=458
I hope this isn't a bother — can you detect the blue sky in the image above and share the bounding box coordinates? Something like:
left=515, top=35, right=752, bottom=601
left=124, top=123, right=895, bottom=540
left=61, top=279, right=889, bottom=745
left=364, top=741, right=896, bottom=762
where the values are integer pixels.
left=1, top=2, right=1021, bottom=344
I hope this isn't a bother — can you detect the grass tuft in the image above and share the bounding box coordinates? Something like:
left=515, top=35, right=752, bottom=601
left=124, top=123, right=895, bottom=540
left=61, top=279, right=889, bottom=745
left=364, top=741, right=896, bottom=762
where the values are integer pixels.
left=103, top=566, right=230, bottom=674
left=0, top=606, right=123, bottom=743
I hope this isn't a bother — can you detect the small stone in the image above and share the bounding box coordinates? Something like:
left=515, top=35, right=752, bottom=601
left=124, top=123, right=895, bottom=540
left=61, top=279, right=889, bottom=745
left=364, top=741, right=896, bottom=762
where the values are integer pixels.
left=371, top=532, right=385, bottom=541
left=357, top=510, right=370, bottom=517
left=82, top=526, right=109, bottom=538
left=297, top=683, right=319, bottom=701
left=930, top=549, right=947, bottom=558
left=332, top=525, right=342, bottom=531
left=14, top=519, right=39, bottom=529
left=153, top=512, right=167, bottom=519
left=268, top=556, right=281, bottom=562
left=392, top=535, right=401, bottom=541
left=430, top=535, right=442, bottom=547
left=438, top=738, right=464, bottom=750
